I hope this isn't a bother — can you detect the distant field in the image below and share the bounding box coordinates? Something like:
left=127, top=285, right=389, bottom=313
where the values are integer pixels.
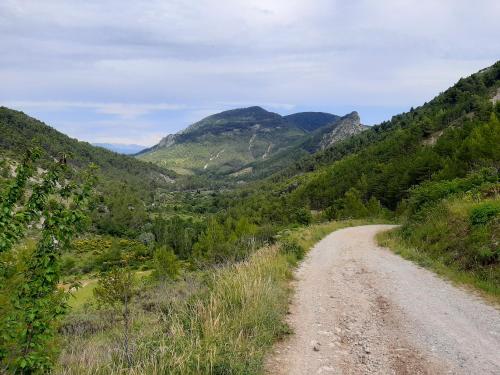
left=67, top=270, right=153, bottom=310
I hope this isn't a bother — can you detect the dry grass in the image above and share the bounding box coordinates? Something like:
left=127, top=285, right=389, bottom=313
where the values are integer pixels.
left=56, top=246, right=292, bottom=374
left=55, top=220, right=379, bottom=374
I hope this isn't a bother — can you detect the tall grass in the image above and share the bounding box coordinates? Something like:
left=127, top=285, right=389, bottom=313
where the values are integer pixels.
left=152, top=246, right=292, bottom=374
left=56, top=220, right=378, bottom=374
left=56, top=246, right=292, bottom=374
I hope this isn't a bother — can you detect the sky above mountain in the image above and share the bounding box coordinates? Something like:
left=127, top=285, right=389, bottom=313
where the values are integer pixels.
left=1, top=0, right=499, bottom=146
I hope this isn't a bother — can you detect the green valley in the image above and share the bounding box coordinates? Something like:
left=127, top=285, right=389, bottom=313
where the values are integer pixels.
left=1, top=60, right=499, bottom=373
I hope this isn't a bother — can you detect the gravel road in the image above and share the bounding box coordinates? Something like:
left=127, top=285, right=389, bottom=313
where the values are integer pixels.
left=266, top=225, right=500, bottom=374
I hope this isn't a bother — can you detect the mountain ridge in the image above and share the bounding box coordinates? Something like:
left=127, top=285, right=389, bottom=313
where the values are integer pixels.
left=93, top=143, right=147, bottom=155
left=137, top=106, right=368, bottom=177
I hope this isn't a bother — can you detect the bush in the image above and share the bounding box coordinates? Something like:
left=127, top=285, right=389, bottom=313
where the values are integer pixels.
left=470, top=201, right=500, bottom=225
left=56, top=246, right=292, bottom=374
left=152, top=247, right=181, bottom=281
left=279, top=238, right=305, bottom=261
left=294, top=208, right=313, bottom=225
left=398, top=195, right=500, bottom=291
left=406, top=168, right=498, bottom=218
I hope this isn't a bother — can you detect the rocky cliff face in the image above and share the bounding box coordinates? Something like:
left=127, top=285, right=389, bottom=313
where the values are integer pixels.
left=319, top=111, right=367, bottom=150
left=157, top=134, right=178, bottom=148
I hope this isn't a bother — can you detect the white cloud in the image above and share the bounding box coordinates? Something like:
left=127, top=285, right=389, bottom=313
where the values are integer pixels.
left=3, top=100, right=185, bottom=119
left=0, top=0, right=498, bottom=143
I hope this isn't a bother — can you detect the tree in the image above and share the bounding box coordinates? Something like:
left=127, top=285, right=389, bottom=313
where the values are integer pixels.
left=93, top=266, right=136, bottom=366
left=340, top=188, right=368, bottom=218
left=366, top=196, right=384, bottom=218
left=0, top=150, right=96, bottom=373
left=193, top=217, right=228, bottom=264
left=152, top=246, right=180, bottom=281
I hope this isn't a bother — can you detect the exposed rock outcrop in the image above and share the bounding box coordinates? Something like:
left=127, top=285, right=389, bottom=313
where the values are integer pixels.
left=319, top=111, right=367, bottom=150
left=157, top=134, right=178, bottom=148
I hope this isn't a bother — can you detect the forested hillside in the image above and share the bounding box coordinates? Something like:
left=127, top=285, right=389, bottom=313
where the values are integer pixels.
left=0, top=107, right=176, bottom=190
left=223, top=61, right=500, bottom=290
left=284, top=63, right=500, bottom=211
left=0, top=107, right=178, bottom=238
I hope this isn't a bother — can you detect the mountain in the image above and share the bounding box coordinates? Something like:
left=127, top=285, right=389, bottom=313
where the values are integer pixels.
left=137, top=106, right=367, bottom=177
left=238, top=111, right=368, bottom=180
left=283, top=112, right=340, bottom=132
left=93, top=143, right=147, bottom=155
left=0, top=107, right=176, bottom=194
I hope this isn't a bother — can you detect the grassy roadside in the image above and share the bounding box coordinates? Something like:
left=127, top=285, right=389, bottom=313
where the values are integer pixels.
left=57, top=246, right=292, bottom=374
left=284, top=219, right=390, bottom=251
left=56, top=220, right=376, bottom=374
left=377, top=228, right=500, bottom=305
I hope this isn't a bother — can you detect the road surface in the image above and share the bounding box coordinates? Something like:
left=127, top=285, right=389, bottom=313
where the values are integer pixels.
left=266, top=225, right=500, bottom=374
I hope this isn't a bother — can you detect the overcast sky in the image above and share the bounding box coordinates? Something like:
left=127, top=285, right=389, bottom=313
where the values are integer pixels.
left=1, top=0, right=499, bottom=146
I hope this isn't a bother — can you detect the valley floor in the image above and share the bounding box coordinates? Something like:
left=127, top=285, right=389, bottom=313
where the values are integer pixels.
left=266, top=225, right=500, bottom=374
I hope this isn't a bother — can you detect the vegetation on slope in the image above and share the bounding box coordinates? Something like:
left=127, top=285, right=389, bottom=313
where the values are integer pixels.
left=138, top=106, right=305, bottom=175
left=0, top=152, right=95, bottom=373
left=217, top=61, right=500, bottom=297
left=1, top=60, right=499, bottom=373
left=138, top=107, right=366, bottom=178
left=0, top=107, right=175, bottom=190
left=0, top=107, right=179, bottom=240
left=288, top=93, right=499, bottom=212
left=379, top=171, right=499, bottom=299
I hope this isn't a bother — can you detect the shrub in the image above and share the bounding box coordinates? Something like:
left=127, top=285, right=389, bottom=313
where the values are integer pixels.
left=406, top=168, right=498, bottom=218
left=470, top=201, right=500, bottom=225
left=152, top=246, right=181, bottom=281
left=397, top=195, right=500, bottom=291
left=294, top=207, right=313, bottom=225
left=279, top=238, right=305, bottom=261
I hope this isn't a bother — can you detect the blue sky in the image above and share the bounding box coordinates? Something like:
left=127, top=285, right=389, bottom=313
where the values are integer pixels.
left=1, top=0, right=499, bottom=146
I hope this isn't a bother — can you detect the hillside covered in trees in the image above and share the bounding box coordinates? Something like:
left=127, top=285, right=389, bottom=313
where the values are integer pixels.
left=0, top=107, right=176, bottom=190
left=214, top=61, right=499, bottom=288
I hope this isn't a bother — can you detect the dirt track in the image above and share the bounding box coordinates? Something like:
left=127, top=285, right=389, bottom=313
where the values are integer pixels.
left=266, top=225, right=500, bottom=374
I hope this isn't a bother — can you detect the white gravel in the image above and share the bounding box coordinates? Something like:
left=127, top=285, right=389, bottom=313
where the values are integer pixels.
left=266, top=225, right=500, bottom=374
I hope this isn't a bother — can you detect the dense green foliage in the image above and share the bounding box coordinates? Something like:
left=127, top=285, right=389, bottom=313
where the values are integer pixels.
left=0, top=152, right=95, bottom=373
left=0, top=107, right=176, bottom=239
left=0, top=107, right=175, bottom=189
left=404, top=196, right=498, bottom=278
left=379, top=189, right=499, bottom=297
left=248, top=62, right=500, bottom=216
left=152, top=246, right=181, bottom=280
left=61, top=236, right=151, bottom=275
left=283, top=111, right=340, bottom=132
left=377, top=169, right=499, bottom=295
